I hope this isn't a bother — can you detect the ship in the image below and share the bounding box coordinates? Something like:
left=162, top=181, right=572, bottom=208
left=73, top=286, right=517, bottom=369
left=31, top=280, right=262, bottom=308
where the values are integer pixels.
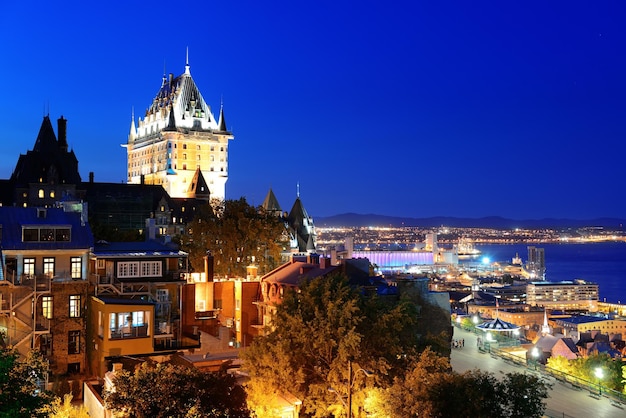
left=456, top=237, right=481, bottom=259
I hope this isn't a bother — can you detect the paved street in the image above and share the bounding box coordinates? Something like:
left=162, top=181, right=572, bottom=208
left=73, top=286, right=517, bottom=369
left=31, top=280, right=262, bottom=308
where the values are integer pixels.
left=450, top=327, right=626, bottom=418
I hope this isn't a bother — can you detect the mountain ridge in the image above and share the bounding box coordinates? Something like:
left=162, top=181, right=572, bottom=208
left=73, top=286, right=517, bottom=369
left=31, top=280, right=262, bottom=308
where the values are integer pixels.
left=313, top=213, right=626, bottom=229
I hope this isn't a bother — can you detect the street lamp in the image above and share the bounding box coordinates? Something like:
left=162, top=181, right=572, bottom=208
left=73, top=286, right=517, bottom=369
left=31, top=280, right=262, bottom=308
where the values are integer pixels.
left=530, top=346, right=540, bottom=371
left=595, top=367, right=604, bottom=396
left=330, top=361, right=375, bottom=418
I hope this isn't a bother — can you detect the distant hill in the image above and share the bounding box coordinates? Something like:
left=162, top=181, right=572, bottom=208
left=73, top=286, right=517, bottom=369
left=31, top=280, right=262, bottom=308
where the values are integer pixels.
left=313, top=213, right=626, bottom=229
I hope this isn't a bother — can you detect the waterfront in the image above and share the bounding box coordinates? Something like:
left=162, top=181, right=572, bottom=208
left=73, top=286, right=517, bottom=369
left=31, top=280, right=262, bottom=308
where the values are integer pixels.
left=472, top=242, right=626, bottom=304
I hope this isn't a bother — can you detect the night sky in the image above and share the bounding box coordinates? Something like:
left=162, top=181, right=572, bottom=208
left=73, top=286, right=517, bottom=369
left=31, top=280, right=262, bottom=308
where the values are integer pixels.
left=1, top=1, right=625, bottom=220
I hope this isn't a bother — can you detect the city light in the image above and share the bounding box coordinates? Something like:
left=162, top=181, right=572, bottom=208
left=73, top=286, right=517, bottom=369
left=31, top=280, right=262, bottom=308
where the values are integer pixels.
left=595, top=367, right=604, bottom=396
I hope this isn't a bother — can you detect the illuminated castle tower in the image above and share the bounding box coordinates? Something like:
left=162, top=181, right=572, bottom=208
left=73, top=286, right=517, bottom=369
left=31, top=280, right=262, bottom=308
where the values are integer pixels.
left=125, top=53, right=233, bottom=201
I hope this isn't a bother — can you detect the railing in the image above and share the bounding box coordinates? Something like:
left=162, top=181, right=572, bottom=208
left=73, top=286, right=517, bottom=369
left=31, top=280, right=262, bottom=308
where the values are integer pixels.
left=109, top=325, right=150, bottom=340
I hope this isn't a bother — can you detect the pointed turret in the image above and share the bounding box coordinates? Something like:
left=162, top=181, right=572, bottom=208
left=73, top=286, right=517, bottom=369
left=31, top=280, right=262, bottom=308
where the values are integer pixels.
left=261, top=188, right=282, bottom=216
left=187, top=167, right=210, bottom=202
left=218, top=102, right=228, bottom=132
left=33, top=116, right=58, bottom=154
left=128, top=109, right=137, bottom=142
left=287, top=195, right=316, bottom=253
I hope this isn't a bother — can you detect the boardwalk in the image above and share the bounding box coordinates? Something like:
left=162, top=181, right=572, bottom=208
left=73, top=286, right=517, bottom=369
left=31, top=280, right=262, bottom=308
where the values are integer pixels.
left=451, top=327, right=626, bottom=418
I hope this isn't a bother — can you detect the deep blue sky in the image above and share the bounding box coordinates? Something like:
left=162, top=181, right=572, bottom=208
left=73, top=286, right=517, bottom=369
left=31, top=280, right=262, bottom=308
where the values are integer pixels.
left=1, top=1, right=625, bottom=220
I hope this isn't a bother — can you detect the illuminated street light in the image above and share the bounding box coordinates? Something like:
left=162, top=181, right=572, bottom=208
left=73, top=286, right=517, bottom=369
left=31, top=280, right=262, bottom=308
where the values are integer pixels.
left=531, top=346, right=540, bottom=371
left=595, top=367, right=604, bottom=396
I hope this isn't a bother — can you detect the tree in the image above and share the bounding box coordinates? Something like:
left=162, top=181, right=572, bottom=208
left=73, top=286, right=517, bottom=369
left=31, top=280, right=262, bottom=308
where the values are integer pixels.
left=242, top=273, right=424, bottom=417
left=37, top=393, right=90, bottom=418
left=499, top=372, right=551, bottom=418
left=103, top=362, right=249, bottom=418
left=0, top=345, right=54, bottom=418
left=365, top=348, right=452, bottom=417
left=427, top=370, right=550, bottom=418
left=183, top=198, right=288, bottom=276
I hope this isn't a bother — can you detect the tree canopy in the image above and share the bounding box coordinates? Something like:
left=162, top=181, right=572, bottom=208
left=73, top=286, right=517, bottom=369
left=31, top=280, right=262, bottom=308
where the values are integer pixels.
left=183, top=198, right=288, bottom=277
left=241, top=274, right=549, bottom=417
left=242, top=273, right=425, bottom=417
left=103, top=362, right=249, bottom=418
left=0, top=346, right=54, bottom=418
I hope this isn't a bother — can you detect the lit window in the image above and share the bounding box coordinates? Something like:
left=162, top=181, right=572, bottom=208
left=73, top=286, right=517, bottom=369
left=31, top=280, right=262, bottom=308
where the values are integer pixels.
left=38, top=189, right=44, bottom=198
left=42, top=296, right=53, bottom=319
left=69, top=295, right=81, bottom=318
left=23, top=258, right=35, bottom=276
left=50, top=190, right=55, bottom=198
left=43, top=257, right=55, bottom=277
left=70, top=257, right=82, bottom=279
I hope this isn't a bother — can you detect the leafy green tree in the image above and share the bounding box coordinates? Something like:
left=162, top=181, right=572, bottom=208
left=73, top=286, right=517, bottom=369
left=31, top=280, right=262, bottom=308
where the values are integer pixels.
left=242, top=273, right=424, bottom=417
left=183, top=198, right=288, bottom=276
left=549, top=353, right=623, bottom=392
left=0, top=346, right=54, bottom=418
left=103, top=362, right=249, bottom=418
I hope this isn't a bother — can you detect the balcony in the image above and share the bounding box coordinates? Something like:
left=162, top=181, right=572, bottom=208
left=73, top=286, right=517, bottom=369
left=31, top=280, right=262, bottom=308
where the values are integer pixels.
left=109, top=324, right=150, bottom=340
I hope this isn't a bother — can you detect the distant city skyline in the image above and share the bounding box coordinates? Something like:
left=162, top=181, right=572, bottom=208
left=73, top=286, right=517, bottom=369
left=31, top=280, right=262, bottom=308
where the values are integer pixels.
left=1, top=1, right=625, bottom=220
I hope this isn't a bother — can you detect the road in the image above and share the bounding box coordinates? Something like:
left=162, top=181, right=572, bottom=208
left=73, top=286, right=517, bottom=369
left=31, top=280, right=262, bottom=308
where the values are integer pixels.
left=450, top=327, right=626, bottom=418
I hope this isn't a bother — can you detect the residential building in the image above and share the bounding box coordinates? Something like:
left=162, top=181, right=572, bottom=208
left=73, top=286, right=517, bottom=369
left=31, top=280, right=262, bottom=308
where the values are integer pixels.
left=1, top=115, right=83, bottom=208
left=88, top=239, right=194, bottom=376
left=526, top=280, right=598, bottom=311
left=125, top=55, right=233, bottom=201
left=554, top=315, right=626, bottom=341
left=0, top=205, right=93, bottom=375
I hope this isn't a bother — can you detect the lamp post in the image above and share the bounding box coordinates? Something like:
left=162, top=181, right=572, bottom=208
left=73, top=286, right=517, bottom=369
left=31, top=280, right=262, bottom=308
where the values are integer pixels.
left=348, top=361, right=375, bottom=418
left=330, top=361, right=374, bottom=418
left=595, top=367, right=604, bottom=396
left=531, top=346, right=540, bottom=371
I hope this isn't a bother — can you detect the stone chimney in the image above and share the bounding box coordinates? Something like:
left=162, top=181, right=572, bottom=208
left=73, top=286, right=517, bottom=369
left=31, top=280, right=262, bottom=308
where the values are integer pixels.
left=57, top=116, right=68, bottom=152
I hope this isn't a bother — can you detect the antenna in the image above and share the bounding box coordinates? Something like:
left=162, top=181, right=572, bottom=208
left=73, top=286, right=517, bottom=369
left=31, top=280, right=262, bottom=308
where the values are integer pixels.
left=185, top=47, right=190, bottom=75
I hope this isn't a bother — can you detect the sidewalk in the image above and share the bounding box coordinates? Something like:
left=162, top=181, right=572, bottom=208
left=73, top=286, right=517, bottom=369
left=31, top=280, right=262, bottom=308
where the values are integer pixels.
left=450, top=326, right=624, bottom=418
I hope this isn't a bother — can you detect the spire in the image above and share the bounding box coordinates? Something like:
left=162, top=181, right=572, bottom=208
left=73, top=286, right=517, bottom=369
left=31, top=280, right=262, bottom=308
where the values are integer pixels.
left=218, top=100, right=227, bottom=132
left=184, top=47, right=190, bottom=75
left=541, top=310, right=551, bottom=335
left=297, top=181, right=300, bottom=198
left=128, top=108, right=137, bottom=142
